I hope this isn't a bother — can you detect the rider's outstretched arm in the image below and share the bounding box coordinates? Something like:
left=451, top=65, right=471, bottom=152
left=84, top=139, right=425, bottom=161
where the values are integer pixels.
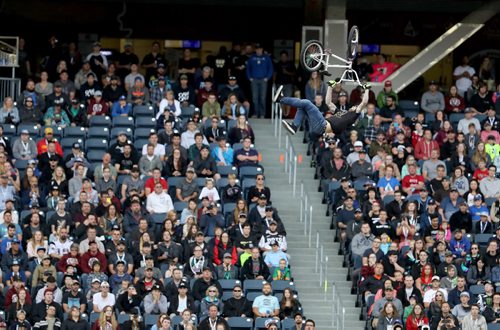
left=325, top=86, right=337, bottom=112
left=355, top=88, right=370, bottom=113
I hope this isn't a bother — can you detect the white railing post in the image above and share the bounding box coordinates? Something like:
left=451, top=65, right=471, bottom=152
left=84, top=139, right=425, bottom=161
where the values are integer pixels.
left=299, top=182, right=304, bottom=223
left=284, top=134, right=289, bottom=172
left=315, top=232, right=320, bottom=272
left=308, top=205, right=313, bottom=247
left=319, top=252, right=323, bottom=287
left=271, top=85, right=275, bottom=124
left=332, top=285, right=335, bottom=327
left=324, top=255, right=329, bottom=301
left=303, top=194, right=308, bottom=236
left=288, top=144, right=293, bottom=184
left=292, top=155, right=297, bottom=197
left=278, top=103, right=282, bottom=148
left=342, top=307, right=345, bottom=330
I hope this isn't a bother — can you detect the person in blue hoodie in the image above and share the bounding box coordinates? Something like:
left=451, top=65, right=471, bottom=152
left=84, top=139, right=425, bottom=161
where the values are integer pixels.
left=111, top=95, right=132, bottom=117
left=246, top=44, right=273, bottom=118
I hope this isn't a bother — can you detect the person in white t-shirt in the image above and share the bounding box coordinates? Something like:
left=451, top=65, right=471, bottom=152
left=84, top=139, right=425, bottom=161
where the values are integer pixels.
left=453, top=56, right=476, bottom=96
left=92, top=281, right=116, bottom=313
left=146, top=183, right=174, bottom=214
left=423, top=276, right=448, bottom=308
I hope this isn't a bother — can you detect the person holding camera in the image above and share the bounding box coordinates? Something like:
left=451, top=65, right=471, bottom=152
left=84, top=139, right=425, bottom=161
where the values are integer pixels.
left=434, top=302, right=459, bottom=330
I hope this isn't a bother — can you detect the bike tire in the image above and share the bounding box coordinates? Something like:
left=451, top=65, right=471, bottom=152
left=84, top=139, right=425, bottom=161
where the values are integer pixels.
left=346, top=25, right=359, bottom=61
left=300, top=40, right=324, bottom=72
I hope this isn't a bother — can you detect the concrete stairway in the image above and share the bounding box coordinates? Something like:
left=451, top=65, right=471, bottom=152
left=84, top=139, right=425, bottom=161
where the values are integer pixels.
left=250, top=119, right=364, bottom=329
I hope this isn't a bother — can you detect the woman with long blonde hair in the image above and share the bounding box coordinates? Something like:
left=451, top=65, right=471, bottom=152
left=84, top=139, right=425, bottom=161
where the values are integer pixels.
left=92, top=305, right=119, bottom=330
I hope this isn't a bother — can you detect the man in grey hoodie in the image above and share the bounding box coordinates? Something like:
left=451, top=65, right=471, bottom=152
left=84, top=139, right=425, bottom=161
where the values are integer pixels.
left=350, top=222, right=375, bottom=269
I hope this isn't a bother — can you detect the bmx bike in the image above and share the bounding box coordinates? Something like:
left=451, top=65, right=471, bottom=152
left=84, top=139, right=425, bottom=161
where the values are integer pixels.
left=300, top=25, right=361, bottom=85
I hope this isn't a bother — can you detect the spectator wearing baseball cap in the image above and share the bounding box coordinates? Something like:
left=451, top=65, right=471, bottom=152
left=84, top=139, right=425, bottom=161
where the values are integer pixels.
left=111, top=94, right=132, bottom=117
left=375, top=79, right=398, bottom=109
left=421, top=80, right=445, bottom=114
left=12, top=127, right=38, bottom=160
left=87, top=88, right=109, bottom=119
left=36, top=127, right=64, bottom=157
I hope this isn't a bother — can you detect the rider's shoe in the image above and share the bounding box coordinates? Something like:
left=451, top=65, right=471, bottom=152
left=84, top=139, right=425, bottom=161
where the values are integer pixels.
left=327, top=80, right=337, bottom=87
left=273, top=85, right=284, bottom=103
left=322, top=71, right=332, bottom=77
left=361, top=83, right=372, bottom=90
left=282, top=120, right=297, bottom=135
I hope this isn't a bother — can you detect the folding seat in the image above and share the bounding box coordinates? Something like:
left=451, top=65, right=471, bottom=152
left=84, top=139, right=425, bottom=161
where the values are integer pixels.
left=64, top=126, right=86, bottom=138
left=112, top=116, right=134, bottom=128
left=87, top=126, right=110, bottom=139
left=89, top=115, right=111, bottom=128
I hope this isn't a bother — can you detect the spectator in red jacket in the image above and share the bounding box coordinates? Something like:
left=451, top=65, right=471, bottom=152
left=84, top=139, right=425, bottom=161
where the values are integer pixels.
left=79, top=241, right=108, bottom=274
left=414, top=129, right=440, bottom=161
left=36, top=127, right=63, bottom=156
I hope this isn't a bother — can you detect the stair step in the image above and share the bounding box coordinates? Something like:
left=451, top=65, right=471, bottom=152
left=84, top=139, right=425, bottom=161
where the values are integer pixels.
left=249, top=120, right=361, bottom=330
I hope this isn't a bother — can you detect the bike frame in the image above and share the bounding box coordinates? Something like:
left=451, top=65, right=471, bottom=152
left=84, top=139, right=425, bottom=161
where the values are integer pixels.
left=321, top=52, right=362, bottom=85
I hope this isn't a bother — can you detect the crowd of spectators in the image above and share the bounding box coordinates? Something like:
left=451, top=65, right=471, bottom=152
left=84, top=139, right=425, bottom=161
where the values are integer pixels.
left=0, top=40, right=317, bottom=330
left=308, top=54, right=500, bottom=329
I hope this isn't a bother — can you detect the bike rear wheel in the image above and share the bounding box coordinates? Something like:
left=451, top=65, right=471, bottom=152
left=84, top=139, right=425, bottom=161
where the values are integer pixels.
left=347, top=25, right=359, bottom=61
left=300, top=40, right=324, bottom=72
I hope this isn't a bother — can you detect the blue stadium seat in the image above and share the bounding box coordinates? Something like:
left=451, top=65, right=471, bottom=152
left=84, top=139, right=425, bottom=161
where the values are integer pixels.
left=181, top=106, right=196, bottom=119
left=134, top=139, right=148, bottom=153
left=398, top=100, right=419, bottom=111
left=219, top=279, right=242, bottom=292
left=449, top=113, right=465, bottom=124
left=227, top=119, right=237, bottom=130
left=174, top=201, right=187, bottom=212
left=117, top=314, right=130, bottom=323
left=87, top=126, right=110, bottom=139
left=474, top=233, right=494, bottom=247
left=233, top=143, right=244, bottom=152
left=383, top=195, right=395, bottom=205
left=222, top=291, right=233, bottom=301
left=133, top=105, right=154, bottom=117
left=110, top=127, right=133, bottom=141
left=272, top=280, right=297, bottom=294
left=486, top=198, right=496, bottom=208
left=469, top=284, right=485, bottom=296
left=2, top=124, right=16, bottom=138
left=85, top=138, right=108, bottom=152
left=64, top=126, right=86, bottom=138
left=89, top=115, right=111, bottom=128
left=87, top=150, right=106, bottom=163
left=216, top=177, right=229, bottom=189
left=239, top=166, right=263, bottom=181
left=255, top=317, right=277, bottom=330
left=282, top=318, right=298, bottom=330
left=223, top=202, right=236, bottom=215
left=17, top=124, right=40, bottom=136
left=217, top=165, right=238, bottom=177
left=244, top=279, right=266, bottom=294
left=488, top=323, right=500, bottom=330
left=425, top=112, right=435, bottom=123
left=15, top=159, right=29, bottom=173
left=135, top=117, right=156, bottom=128
left=242, top=179, right=256, bottom=200
left=134, top=128, right=156, bottom=140
left=144, top=314, right=159, bottom=327
left=112, top=116, right=134, bottom=128
left=227, top=317, right=253, bottom=330
left=90, top=312, right=99, bottom=324
left=245, top=291, right=261, bottom=302
left=167, top=176, right=185, bottom=188
left=61, top=138, right=84, bottom=155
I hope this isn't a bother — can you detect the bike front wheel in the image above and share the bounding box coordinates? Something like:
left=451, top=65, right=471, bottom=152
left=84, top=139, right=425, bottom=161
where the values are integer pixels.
left=300, top=40, right=325, bottom=72
left=347, top=25, right=359, bottom=61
